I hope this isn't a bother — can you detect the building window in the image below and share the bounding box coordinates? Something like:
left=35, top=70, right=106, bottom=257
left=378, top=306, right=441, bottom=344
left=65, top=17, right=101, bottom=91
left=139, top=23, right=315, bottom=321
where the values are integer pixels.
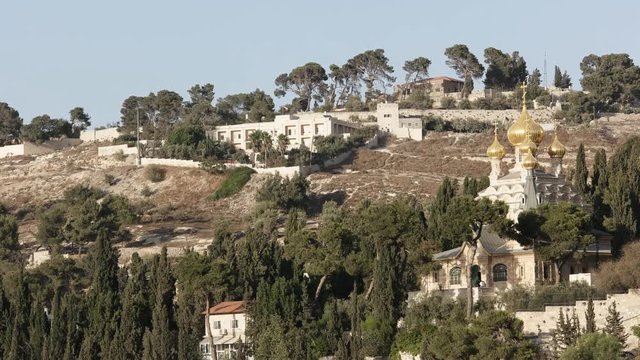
left=432, top=271, right=439, bottom=283
left=493, top=264, right=508, bottom=282
left=201, top=344, right=210, bottom=354
left=231, top=319, right=238, bottom=328
left=449, top=267, right=461, bottom=285
left=237, top=133, right=241, bottom=139
left=213, top=321, right=221, bottom=329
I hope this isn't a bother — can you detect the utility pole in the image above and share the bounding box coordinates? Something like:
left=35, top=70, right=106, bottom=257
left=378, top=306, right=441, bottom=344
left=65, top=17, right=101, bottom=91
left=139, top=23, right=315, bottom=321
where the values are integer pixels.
left=136, top=107, right=141, bottom=166
left=543, top=52, right=548, bottom=90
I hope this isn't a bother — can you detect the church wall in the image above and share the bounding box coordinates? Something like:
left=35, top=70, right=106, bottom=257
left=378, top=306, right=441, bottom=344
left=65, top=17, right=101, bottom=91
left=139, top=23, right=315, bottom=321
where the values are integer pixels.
left=516, top=290, right=640, bottom=351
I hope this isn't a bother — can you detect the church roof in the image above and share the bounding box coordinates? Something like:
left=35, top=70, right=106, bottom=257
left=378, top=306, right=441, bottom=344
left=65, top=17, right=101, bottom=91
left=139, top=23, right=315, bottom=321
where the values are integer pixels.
left=431, top=229, right=528, bottom=261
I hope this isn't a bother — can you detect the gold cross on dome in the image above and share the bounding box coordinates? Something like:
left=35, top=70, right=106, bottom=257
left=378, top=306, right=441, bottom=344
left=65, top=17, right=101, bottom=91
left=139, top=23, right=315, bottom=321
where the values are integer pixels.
left=520, top=82, right=527, bottom=102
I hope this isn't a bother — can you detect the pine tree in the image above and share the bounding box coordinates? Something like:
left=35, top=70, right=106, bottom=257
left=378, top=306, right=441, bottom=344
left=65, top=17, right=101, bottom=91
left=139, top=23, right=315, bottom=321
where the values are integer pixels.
left=585, top=295, right=596, bottom=333
left=574, top=143, right=588, bottom=195
left=6, top=270, right=31, bottom=360
left=604, top=301, right=628, bottom=346
left=78, top=229, right=120, bottom=359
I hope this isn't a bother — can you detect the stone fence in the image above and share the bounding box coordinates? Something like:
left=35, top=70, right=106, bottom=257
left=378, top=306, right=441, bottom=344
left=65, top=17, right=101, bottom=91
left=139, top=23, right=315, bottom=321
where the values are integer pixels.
left=97, top=144, right=139, bottom=157
left=80, top=127, right=120, bottom=142
left=140, top=158, right=201, bottom=168
left=0, top=139, right=83, bottom=159
left=515, top=289, right=640, bottom=351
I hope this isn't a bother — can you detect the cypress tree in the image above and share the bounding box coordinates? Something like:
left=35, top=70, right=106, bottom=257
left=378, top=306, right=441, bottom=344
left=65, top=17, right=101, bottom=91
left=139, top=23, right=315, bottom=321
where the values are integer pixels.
left=78, top=229, right=120, bottom=359
left=6, top=270, right=31, bottom=360
left=147, top=247, right=177, bottom=360
left=29, top=296, right=49, bottom=360
left=176, top=296, right=201, bottom=360
left=604, top=301, right=628, bottom=346
left=62, top=294, right=82, bottom=360
left=111, top=253, right=151, bottom=360
left=0, top=279, right=10, bottom=359
left=554, top=66, right=562, bottom=88
left=47, top=290, right=66, bottom=360
left=585, top=295, right=596, bottom=333
left=428, top=177, right=458, bottom=250
left=591, top=149, right=609, bottom=230
left=574, top=143, right=588, bottom=195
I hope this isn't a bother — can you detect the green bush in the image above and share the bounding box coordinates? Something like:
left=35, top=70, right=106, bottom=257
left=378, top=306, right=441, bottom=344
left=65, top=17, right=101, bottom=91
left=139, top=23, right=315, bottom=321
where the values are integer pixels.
left=422, top=115, right=490, bottom=133
left=145, top=165, right=166, bottom=183
left=211, top=167, right=256, bottom=201
left=256, top=173, right=309, bottom=210
left=141, top=185, right=153, bottom=197
left=440, top=97, right=457, bottom=109
left=499, top=283, right=606, bottom=311
left=104, top=174, right=116, bottom=186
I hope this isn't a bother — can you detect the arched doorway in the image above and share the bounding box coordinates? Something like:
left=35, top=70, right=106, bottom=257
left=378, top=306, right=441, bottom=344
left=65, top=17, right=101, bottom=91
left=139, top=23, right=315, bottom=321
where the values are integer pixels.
left=471, top=265, right=481, bottom=287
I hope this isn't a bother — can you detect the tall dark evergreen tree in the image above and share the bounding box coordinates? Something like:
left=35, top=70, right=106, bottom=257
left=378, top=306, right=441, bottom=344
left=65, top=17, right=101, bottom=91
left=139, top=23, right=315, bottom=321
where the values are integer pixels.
left=78, top=229, right=120, bottom=359
left=6, top=270, right=31, bottom=360
left=0, top=279, right=10, bottom=359
left=427, top=177, right=458, bottom=250
left=46, top=290, right=66, bottom=360
left=585, top=295, right=596, bottom=333
left=145, top=248, right=177, bottom=360
left=604, top=301, right=627, bottom=346
left=110, top=253, right=151, bottom=360
left=29, top=296, right=49, bottom=360
left=574, top=143, right=589, bottom=195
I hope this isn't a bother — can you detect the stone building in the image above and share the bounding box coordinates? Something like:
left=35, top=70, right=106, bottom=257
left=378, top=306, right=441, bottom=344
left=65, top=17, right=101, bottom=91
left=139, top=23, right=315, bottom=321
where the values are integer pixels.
left=200, top=301, right=251, bottom=360
left=208, top=112, right=359, bottom=153
left=424, top=86, right=613, bottom=297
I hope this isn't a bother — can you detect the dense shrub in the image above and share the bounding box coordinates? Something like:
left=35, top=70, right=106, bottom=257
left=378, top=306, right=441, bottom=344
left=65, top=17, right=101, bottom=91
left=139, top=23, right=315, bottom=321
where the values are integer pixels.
left=104, top=173, right=116, bottom=186
left=422, top=115, right=491, bottom=133
left=211, top=167, right=256, bottom=201
left=399, top=90, right=433, bottom=110
left=595, top=241, right=640, bottom=291
left=499, top=283, right=605, bottom=311
left=256, top=173, right=309, bottom=210
left=344, top=95, right=366, bottom=111
left=440, top=97, right=457, bottom=109
left=145, top=165, right=166, bottom=182
left=112, top=134, right=137, bottom=146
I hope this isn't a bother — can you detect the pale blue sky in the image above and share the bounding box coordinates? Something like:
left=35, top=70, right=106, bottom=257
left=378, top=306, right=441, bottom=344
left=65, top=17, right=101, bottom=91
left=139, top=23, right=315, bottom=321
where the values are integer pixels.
left=1, top=0, right=637, bottom=127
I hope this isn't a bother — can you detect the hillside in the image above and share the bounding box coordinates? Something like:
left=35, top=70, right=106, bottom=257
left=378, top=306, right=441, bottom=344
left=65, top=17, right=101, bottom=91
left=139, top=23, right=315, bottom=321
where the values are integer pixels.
left=1, top=113, right=638, bottom=262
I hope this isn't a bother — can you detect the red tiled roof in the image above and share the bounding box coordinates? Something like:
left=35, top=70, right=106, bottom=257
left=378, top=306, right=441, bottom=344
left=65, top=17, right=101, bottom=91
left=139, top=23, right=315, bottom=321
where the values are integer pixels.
left=202, top=301, right=246, bottom=315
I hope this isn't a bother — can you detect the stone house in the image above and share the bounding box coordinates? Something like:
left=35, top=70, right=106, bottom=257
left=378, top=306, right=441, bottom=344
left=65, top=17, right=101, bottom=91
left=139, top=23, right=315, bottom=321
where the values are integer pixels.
left=200, top=301, right=251, bottom=360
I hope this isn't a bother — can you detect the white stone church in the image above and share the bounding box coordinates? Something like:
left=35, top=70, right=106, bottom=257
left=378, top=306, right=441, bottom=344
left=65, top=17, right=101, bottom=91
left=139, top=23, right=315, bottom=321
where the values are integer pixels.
left=424, top=89, right=613, bottom=297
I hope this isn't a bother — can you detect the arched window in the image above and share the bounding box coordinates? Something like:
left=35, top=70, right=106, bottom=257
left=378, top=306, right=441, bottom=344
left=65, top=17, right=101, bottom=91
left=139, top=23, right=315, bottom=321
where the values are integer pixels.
left=493, top=264, right=508, bottom=282
left=449, top=267, right=462, bottom=285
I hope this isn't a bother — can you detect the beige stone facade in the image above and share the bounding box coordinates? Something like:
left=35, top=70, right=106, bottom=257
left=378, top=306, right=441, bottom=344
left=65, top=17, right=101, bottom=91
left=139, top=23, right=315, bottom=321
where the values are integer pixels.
left=207, top=113, right=358, bottom=153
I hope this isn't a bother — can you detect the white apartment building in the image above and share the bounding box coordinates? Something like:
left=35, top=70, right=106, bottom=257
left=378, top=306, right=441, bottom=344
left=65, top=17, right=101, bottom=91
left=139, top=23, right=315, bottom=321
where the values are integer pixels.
left=208, top=113, right=360, bottom=152
left=200, top=301, right=251, bottom=360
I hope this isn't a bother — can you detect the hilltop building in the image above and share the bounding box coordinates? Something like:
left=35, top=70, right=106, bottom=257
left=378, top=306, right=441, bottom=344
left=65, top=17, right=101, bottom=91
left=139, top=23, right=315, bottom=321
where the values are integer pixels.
left=424, top=84, right=612, bottom=297
left=207, top=113, right=359, bottom=153
left=200, top=301, right=251, bottom=360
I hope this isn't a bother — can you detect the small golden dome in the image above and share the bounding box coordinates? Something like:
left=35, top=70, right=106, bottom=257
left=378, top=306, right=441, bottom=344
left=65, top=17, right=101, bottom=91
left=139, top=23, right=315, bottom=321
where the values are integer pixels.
left=518, top=134, right=537, bottom=155
left=486, top=128, right=506, bottom=160
left=548, top=131, right=566, bottom=158
left=522, top=149, right=538, bottom=170
left=507, top=83, right=545, bottom=146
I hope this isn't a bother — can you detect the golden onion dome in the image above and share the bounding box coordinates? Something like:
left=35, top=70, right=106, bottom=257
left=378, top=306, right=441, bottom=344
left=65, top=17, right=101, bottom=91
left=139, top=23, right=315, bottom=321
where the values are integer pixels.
left=486, top=127, right=506, bottom=160
left=518, top=133, right=537, bottom=155
left=522, top=148, right=538, bottom=170
left=507, top=83, right=545, bottom=146
left=548, top=131, right=566, bottom=158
